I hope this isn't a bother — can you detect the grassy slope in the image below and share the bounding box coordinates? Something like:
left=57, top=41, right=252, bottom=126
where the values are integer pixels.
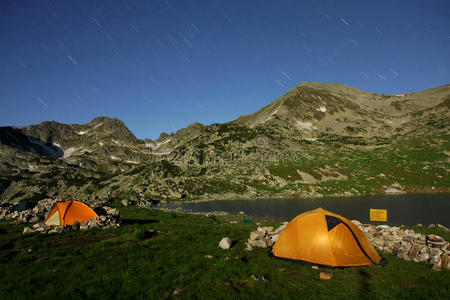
left=0, top=208, right=449, bottom=299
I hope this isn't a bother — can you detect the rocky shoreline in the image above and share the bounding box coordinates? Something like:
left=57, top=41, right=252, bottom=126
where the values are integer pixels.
left=246, top=221, right=450, bottom=270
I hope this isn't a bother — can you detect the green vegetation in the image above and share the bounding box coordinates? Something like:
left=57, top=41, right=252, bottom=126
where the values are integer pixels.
left=0, top=208, right=448, bottom=299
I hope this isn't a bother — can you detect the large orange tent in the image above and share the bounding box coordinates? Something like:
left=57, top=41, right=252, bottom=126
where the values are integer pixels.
left=44, top=201, right=98, bottom=226
left=272, top=208, right=385, bottom=267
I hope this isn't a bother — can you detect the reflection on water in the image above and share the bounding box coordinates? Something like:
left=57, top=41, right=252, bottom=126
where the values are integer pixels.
left=163, top=194, right=450, bottom=226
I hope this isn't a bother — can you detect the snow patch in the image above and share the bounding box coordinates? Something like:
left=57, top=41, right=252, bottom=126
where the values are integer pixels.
left=296, top=121, right=316, bottom=131
left=63, top=148, right=76, bottom=158
left=316, top=106, right=326, bottom=112
left=126, top=160, right=140, bottom=164
left=93, top=122, right=103, bottom=129
left=152, top=151, right=172, bottom=156
left=303, top=137, right=317, bottom=142
left=147, top=138, right=172, bottom=149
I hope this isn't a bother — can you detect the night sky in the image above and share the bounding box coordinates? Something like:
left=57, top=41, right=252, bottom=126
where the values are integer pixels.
left=1, top=0, right=449, bottom=139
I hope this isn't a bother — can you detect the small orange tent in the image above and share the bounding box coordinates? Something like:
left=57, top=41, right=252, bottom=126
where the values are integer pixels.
left=272, top=208, right=385, bottom=267
left=44, top=201, right=98, bottom=226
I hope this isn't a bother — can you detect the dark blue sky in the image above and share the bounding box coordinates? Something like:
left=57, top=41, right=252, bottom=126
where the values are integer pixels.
left=1, top=0, right=449, bottom=139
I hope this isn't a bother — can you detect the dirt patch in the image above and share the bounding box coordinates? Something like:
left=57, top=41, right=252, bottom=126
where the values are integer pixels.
left=137, top=230, right=165, bottom=245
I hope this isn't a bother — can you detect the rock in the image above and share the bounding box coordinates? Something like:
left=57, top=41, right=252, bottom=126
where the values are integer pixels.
left=428, top=235, right=444, bottom=243
left=250, top=231, right=265, bottom=240
left=23, top=227, right=33, bottom=234
left=48, top=229, right=58, bottom=234
left=219, top=237, right=232, bottom=250
left=262, top=227, right=274, bottom=232
left=418, top=253, right=430, bottom=262
left=416, top=224, right=423, bottom=227
left=99, top=215, right=107, bottom=221
left=72, top=221, right=80, bottom=231
left=441, top=253, right=449, bottom=269
left=33, top=223, right=45, bottom=229
left=121, top=200, right=129, bottom=207
left=409, top=244, right=421, bottom=259
left=402, top=254, right=411, bottom=261
left=430, top=248, right=443, bottom=257
left=428, top=224, right=436, bottom=228
left=256, top=227, right=266, bottom=233
left=274, top=225, right=286, bottom=233
left=312, top=266, right=319, bottom=270
left=319, top=272, right=333, bottom=280
left=35, top=227, right=46, bottom=232
left=248, top=239, right=267, bottom=248
left=28, top=216, right=39, bottom=223
left=204, top=255, right=213, bottom=259
left=437, top=224, right=449, bottom=231
left=351, top=220, right=362, bottom=226
left=385, top=187, right=405, bottom=194
left=238, top=211, right=245, bottom=215
left=274, top=176, right=288, bottom=188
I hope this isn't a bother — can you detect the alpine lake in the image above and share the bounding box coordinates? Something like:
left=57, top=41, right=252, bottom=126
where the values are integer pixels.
left=161, top=193, right=450, bottom=227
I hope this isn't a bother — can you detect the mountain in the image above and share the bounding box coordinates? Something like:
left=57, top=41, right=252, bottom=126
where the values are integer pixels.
left=1, top=82, right=449, bottom=208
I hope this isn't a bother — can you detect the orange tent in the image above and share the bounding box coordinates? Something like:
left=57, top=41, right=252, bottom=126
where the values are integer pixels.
left=272, top=208, right=384, bottom=267
left=44, top=201, right=98, bottom=226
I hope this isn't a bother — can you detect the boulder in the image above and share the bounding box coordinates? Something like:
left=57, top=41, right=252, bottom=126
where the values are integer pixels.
left=219, top=237, right=232, bottom=250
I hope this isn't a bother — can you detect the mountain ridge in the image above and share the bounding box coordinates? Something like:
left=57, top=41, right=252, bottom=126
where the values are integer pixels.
left=0, top=82, right=448, bottom=207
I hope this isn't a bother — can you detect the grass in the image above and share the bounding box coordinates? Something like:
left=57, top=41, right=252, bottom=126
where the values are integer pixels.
left=0, top=207, right=449, bottom=299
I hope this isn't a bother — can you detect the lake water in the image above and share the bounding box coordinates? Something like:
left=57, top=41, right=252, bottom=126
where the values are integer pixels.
left=162, top=194, right=450, bottom=227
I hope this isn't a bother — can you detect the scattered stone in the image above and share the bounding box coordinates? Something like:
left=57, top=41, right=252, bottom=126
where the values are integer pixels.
left=219, top=237, right=232, bottom=250
left=352, top=221, right=450, bottom=270
left=319, top=272, right=333, bottom=280
left=247, top=219, right=450, bottom=270
left=172, top=288, right=182, bottom=296
left=23, top=227, right=33, bottom=234
left=28, top=216, right=40, bottom=223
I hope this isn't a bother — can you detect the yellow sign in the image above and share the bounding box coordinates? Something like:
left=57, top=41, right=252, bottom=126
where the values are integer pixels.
left=370, top=209, right=387, bottom=222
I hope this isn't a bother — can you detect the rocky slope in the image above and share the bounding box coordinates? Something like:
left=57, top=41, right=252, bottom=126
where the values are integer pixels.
left=0, top=82, right=449, bottom=208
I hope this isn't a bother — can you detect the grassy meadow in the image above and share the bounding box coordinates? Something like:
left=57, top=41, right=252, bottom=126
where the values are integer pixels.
left=0, top=207, right=449, bottom=299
